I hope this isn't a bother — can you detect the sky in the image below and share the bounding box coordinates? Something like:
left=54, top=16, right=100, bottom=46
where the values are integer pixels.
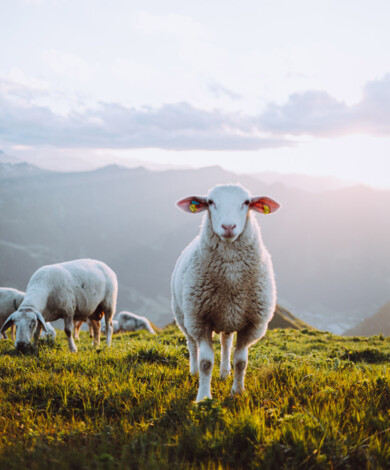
left=1, top=0, right=390, bottom=187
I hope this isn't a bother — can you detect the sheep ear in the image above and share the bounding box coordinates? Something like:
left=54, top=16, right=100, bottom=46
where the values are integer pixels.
left=35, top=311, right=48, bottom=332
left=176, top=196, right=208, bottom=214
left=1, top=314, right=15, bottom=332
left=250, top=197, right=280, bottom=214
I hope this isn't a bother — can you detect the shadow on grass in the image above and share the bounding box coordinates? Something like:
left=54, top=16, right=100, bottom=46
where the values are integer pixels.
left=340, top=348, right=390, bottom=364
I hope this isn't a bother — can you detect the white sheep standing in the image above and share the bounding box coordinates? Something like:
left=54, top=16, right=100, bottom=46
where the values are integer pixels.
left=0, top=259, right=118, bottom=352
left=101, top=312, right=156, bottom=335
left=0, top=288, right=25, bottom=341
left=171, top=184, right=280, bottom=401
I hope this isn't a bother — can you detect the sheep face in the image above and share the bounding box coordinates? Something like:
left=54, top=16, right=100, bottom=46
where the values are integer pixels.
left=1, top=308, right=48, bottom=351
left=177, top=184, right=280, bottom=243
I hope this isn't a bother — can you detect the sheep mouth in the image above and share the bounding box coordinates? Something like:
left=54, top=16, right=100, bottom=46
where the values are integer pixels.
left=220, top=232, right=237, bottom=242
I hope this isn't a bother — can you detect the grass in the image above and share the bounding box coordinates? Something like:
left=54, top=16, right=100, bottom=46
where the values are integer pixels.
left=0, top=326, right=389, bottom=469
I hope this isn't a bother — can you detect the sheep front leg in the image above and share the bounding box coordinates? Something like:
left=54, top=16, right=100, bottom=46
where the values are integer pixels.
left=33, top=324, right=42, bottom=346
left=196, top=331, right=214, bottom=402
left=232, top=323, right=268, bottom=395
left=220, top=332, right=233, bottom=380
left=64, top=317, right=77, bottom=352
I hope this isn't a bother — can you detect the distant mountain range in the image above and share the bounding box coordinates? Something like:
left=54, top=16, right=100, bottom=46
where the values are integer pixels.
left=344, top=301, right=390, bottom=337
left=0, top=162, right=389, bottom=331
left=250, top=171, right=357, bottom=193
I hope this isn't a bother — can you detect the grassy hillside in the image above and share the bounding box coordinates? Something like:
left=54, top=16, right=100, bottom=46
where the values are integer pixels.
left=0, top=327, right=389, bottom=469
left=344, top=301, right=390, bottom=337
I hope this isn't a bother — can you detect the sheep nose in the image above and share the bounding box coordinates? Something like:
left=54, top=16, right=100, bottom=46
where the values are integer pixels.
left=16, top=341, right=27, bottom=351
left=221, top=224, right=236, bottom=231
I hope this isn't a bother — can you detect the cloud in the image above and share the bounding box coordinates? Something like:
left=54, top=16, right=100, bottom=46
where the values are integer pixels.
left=258, top=74, right=390, bottom=137
left=0, top=96, right=290, bottom=150
left=1, top=74, right=390, bottom=150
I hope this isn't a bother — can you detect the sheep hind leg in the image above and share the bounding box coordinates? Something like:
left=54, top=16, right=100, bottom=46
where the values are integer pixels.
left=178, top=322, right=198, bottom=375
left=90, top=319, right=101, bottom=347
left=220, top=332, right=233, bottom=380
left=101, top=303, right=115, bottom=348
left=73, top=321, right=82, bottom=341
left=187, top=335, right=199, bottom=376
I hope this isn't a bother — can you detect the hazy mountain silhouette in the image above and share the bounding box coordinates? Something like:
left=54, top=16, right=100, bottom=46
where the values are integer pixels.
left=343, top=301, right=390, bottom=337
left=0, top=162, right=389, bottom=330
left=251, top=172, right=357, bottom=193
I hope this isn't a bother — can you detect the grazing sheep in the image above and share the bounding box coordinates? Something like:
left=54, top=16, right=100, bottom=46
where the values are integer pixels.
left=0, top=259, right=118, bottom=352
left=171, top=184, right=280, bottom=401
left=101, top=319, right=120, bottom=335
left=0, top=288, right=25, bottom=341
left=103, top=311, right=156, bottom=335
left=41, top=322, right=56, bottom=340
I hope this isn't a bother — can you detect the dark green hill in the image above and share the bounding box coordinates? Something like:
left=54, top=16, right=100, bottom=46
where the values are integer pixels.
left=344, top=301, right=390, bottom=337
left=269, top=304, right=314, bottom=330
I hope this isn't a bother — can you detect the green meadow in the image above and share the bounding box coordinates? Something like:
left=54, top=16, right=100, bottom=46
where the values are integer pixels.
left=0, top=327, right=389, bottom=469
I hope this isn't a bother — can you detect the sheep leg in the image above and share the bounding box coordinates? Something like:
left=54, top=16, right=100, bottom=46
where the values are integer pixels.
left=232, top=323, right=268, bottom=395
left=64, top=317, right=77, bottom=352
left=73, top=321, right=82, bottom=341
left=90, top=319, right=101, bottom=347
left=11, top=324, right=15, bottom=342
left=196, top=330, right=214, bottom=401
left=220, top=332, right=233, bottom=380
left=33, top=324, right=42, bottom=346
left=103, top=308, right=114, bottom=347
left=187, top=335, right=199, bottom=375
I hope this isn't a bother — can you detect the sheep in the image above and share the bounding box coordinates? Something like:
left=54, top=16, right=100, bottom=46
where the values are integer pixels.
left=101, top=312, right=156, bottom=335
left=0, top=288, right=25, bottom=341
left=0, top=259, right=118, bottom=352
left=171, top=184, right=280, bottom=401
left=40, top=322, right=56, bottom=340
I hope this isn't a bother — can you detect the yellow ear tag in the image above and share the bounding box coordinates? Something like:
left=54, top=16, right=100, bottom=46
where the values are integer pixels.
left=263, top=204, right=270, bottom=214
left=190, top=202, right=199, bottom=213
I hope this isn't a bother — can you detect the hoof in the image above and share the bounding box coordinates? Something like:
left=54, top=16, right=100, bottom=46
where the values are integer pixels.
left=230, top=384, right=244, bottom=396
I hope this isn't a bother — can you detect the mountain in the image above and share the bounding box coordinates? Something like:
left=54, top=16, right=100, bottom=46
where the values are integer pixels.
left=0, top=163, right=389, bottom=330
left=0, top=150, right=22, bottom=165
left=268, top=305, right=314, bottom=330
left=250, top=171, right=356, bottom=193
left=343, top=301, right=390, bottom=337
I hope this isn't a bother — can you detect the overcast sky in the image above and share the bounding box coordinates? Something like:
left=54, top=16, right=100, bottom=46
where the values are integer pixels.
left=1, top=0, right=390, bottom=187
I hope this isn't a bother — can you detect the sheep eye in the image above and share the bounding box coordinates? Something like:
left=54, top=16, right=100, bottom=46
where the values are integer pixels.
left=208, top=199, right=215, bottom=206
left=243, top=200, right=250, bottom=207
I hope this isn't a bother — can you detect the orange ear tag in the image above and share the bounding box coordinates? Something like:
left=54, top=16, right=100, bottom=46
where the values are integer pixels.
left=263, top=204, right=270, bottom=214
